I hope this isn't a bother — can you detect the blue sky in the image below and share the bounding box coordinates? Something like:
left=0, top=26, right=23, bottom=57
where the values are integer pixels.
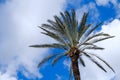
left=0, top=0, right=120, bottom=80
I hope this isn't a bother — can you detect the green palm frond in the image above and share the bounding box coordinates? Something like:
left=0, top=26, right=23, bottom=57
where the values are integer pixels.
left=47, top=19, right=66, bottom=36
left=79, top=43, right=104, bottom=51
left=54, top=15, right=65, bottom=31
left=90, top=53, right=115, bottom=73
left=71, top=9, right=78, bottom=43
left=78, top=24, right=91, bottom=41
left=79, top=56, right=85, bottom=67
left=60, top=11, right=73, bottom=46
left=40, top=24, right=56, bottom=31
left=85, top=32, right=110, bottom=42
left=78, top=42, right=95, bottom=47
left=29, top=43, right=67, bottom=50
left=83, top=52, right=107, bottom=72
left=82, top=46, right=104, bottom=50
left=84, top=22, right=102, bottom=40
left=90, top=36, right=115, bottom=43
left=79, top=12, right=88, bottom=31
left=39, top=27, right=66, bottom=44
left=37, top=54, right=57, bottom=67
left=63, top=11, right=73, bottom=46
left=52, top=53, right=67, bottom=66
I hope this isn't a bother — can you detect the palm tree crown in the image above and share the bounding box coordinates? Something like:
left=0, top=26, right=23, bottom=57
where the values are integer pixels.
left=30, top=9, right=115, bottom=80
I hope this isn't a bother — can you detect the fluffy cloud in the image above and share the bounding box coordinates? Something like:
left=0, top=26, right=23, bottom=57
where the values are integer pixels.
left=97, top=19, right=120, bottom=79
left=0, top=0, right=65, bottom=79
left=63, top=19, right=120, bottom=80
left=95, top=0, right=118, bottom=6
left=81, top=19, right=120, bottom=80
left=76, top=2, right=100, bottom=22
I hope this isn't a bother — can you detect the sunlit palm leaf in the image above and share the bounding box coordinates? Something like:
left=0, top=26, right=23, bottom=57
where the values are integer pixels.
left=29, top=43, right=67, bottom=50
left=40, top=24, right=56, bottom=31
left=82, top=46, right=104, bottom=50
left=78, top=24, right=91, bottom=41
left=52, top=53, right=67, bottom=66
left=54, top=15, right=65, bottom=31
left=65, top=11, right=72, bottom=31
left=78, top=42, right=95, bottom=47
left=79, top=12, right=89, bottom=31
left=47, top=19, right=57, bottom=27
left=90, top=36, right=115, bottom=43
left=86, top=32, right=110, bottom=42
left=90, top=53, right=115, bottom=73
left=60, top=12, right=73, bottom=45
left=39, top=27, right=66, bottom=45
left=71, top=9, right=78, bottom=43
left=40, top=24, right=63, bottom=35
left=84, top=22, right=102, bottom=39
left=83, top=52, right=107, bottom=72
left=37, top=54, right=57, bottom=67
left=79, top=56, right=85, bottom=67
left=47, top=19, right=66, bottom=36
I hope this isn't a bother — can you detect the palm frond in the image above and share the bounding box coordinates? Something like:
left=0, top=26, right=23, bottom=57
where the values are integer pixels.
left=47, top=19, right=57, bottom=27
left=90, top=53, right=115, bottom=73
left=86, top=32, right=110, bottom=42
left=29, top=43, right=67, bottom=50
left=78, top=42, right=94, bottom=47
left=37, top=54, right=57, bottom=67
left=54, top=15, right=65, bottom=31
left=82, top=46, right=104, bottom=50
left=77, top=12, right=89, bottom=40
left=64, top=11, right=73, bottom=46
left=60, top=11, right=73, bottom=46
left=82, top=52, right=107, bottom=72
left=90, top=36, right=115, bottom=43
left=40, top=24, right=55, bottom=31
left=71, top=9, right=78, bottom=45
left=39, top=26, right=67, bottom=45
left=84, top=22, right=102, bottom=39
left=52, top=53, right=67, bottom=66
left=79, top=56, right=85, bottom=67
left=71, top=9, right=78, bottom=41
left=47, top=19, right=66, bottom=35
left=78, top=24, right=91, bottom=41
left=79, top=12, right=89, bottom=31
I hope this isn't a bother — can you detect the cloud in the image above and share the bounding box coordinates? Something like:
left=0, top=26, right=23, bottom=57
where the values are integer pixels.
left=0, top=0, right=65, bottom=79
left=95, top=0, right=118, bottom=6
left=63, top=19, right=120, bottom=80
left=96, top=19, right=120, bottom=79
left=76, top=2, right=100, bottom=22
left=0, top=72, right=17, bottom=80
left=95, top=0, right=120, bottom=19
left=81, top=19, right=120, bottom=80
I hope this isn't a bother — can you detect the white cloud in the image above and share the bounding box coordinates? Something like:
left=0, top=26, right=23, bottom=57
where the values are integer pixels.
left=95, top=0, right=118, bottom=6
left=80, top=19, right=120, bottom=80
left=63, top=19, right=120, bottom=80
left=95, top=0, right=120, bottom=19
left=0, top=72, right=17, bottom=80
left=96, top=19, right=120, bottom=79
left=0, top=0, right=65, bottom=79
left=76, top=2, right=100, bottom=22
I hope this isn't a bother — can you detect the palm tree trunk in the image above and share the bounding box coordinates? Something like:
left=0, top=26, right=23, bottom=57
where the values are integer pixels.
left=71, top=55, right=81, bottom=80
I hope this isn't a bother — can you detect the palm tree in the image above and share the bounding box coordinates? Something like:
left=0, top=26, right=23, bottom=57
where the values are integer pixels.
left=30, top=9, right=115, bottom=80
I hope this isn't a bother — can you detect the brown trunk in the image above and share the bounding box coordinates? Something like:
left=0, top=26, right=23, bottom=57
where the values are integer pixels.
left=71, top=55, right=81, bottom=80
